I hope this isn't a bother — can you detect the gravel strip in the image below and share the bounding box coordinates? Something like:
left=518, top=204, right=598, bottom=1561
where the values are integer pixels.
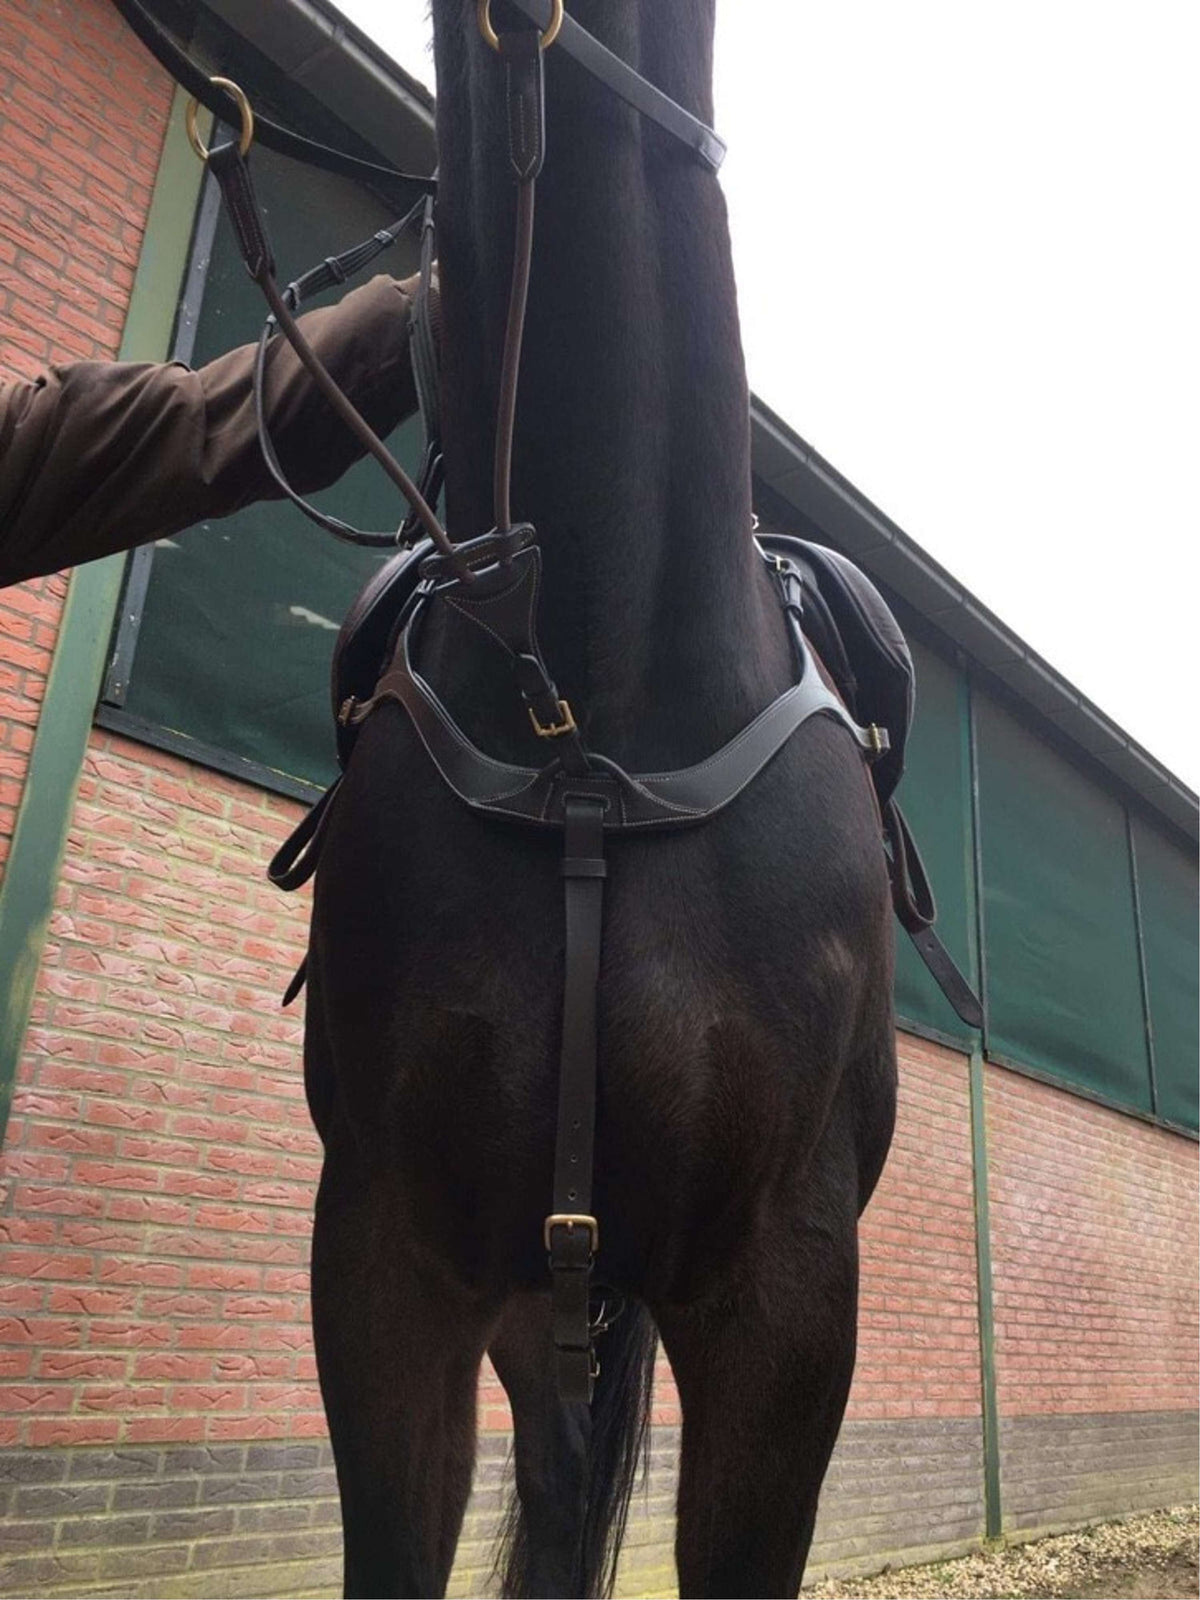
left=806, top=1506, right=1199, bottom=1599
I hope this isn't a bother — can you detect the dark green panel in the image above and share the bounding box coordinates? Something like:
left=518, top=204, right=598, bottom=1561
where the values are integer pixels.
left=1133, top=817, right=1199, bottom=1131
left=892, top=640, right=974, bottom=1038
left=121, top=144, right=422, bottom=790
left=976, top=694, right=1152, bottom=1113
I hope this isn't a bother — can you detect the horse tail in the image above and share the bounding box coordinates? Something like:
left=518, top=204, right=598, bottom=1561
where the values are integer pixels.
left=579, top=1298, right=658, bottom=1596
left=497, top=1298, right=659, bottom=1598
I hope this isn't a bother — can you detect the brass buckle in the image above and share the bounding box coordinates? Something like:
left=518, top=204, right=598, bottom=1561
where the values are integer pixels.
left=866, top=723, right=888, bottom=757
left=529, top=698, right=577, bottom=739
left=544, top=1213, right=599, bottom=1253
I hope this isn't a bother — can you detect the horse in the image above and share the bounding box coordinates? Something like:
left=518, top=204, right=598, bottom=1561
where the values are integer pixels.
left=301, top=2, right=897, bottom=1594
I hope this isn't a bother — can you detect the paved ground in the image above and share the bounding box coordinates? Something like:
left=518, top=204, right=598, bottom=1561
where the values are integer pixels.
left=806, top=1506, right=1199, bottom=1599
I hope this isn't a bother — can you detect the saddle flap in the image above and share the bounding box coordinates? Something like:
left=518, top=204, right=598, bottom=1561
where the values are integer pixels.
left=757, top=533, right=914, bottom=807
left=330, top=538, right=432, bottom=766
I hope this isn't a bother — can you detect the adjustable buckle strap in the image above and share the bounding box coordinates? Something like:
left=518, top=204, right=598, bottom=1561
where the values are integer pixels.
left=548, top=796, right=608, bottom=1402
left=434, top=539, right=591, bottom=776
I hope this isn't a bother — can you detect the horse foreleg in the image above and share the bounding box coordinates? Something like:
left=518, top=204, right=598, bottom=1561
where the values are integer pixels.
left=489, top=1292, right=590, bottom=1597
left=311, top=1144, right=498, bottom=1599
left=654, top=1205, right=860, bottom=1599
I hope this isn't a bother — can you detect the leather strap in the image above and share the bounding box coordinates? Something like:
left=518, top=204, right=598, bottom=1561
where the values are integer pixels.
left=548, top=795, right=608, bottom=1402
left=268, top=775, right=343, bottom=891
left=883, top=800, right=984, bottom=1029
left=906, top=925, right=984, bottom=1030
left=252, top=200, right=426, bottom=549
left=506, top=0, right=727, bottom=172
left=351, top=597, right=878, bottom=830
left=494, top=30, right=544, bottom=531
left=205, top=140, right=470, bottom=579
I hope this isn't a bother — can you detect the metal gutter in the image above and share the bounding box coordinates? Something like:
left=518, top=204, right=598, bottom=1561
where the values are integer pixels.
left=200, top=0, right=435, bottom=168
left=751, top=398, right=1199, bottom=845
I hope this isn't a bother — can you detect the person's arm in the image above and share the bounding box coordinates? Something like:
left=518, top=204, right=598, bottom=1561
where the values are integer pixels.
left=0, top=273, right=426, bottom=588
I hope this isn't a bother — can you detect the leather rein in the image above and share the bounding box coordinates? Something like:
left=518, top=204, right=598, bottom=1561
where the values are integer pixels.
left=115, top=0, right=892, bottom=1401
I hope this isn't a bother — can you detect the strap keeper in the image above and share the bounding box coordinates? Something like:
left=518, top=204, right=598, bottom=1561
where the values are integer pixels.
left=561, top=856, right=606, bottom=879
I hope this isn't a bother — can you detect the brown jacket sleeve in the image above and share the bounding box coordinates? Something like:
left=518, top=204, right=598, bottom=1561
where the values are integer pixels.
left=0, top=273, right=424, bottom=588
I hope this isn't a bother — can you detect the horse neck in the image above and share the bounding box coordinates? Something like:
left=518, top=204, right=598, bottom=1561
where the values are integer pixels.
left=432, top=0, right=788, bottom=767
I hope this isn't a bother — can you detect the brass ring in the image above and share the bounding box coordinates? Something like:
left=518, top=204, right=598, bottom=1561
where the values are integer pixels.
left=477, top=0, right=564, bottom=53
left=185, top=76, right=255, bottom=162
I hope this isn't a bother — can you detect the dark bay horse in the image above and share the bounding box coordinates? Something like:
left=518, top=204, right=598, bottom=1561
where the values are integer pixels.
left=303, top=2, right=896, bottom=1594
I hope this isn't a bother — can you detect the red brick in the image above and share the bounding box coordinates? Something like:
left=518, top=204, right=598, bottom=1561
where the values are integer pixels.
left=186, top=1264, right=263, bottom=1292
left=0, top=1317, right=84, bottom=1347
left=126, top=1415, right=206, bottom=1443
left=46, top=1288, right=136, bottom=1316
left=28, top=1416, right=122, bottom=1447
left=87, top=1321, right=174, bottom=1349
left=0, top=1250, right=94, bottom=1282
left=80, top=1385, right=166, bottom=1412
left=37, top=1353, right=127, bottom=1380
left=0, top=1385, right=72, bottom=1412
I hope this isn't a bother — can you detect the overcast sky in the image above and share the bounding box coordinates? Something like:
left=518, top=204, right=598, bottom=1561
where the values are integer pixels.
left=336, top=1, right=1199, bottom=794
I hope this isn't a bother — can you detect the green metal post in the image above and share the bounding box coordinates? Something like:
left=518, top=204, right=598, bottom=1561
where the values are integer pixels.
left=960, top=666, right=1003, bottom=1539
left=1125, top=809, right=1159, bottom=1117
left=0, top=88, right=209, bottom=1147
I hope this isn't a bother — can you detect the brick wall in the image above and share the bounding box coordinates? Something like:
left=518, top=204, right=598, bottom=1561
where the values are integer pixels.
left=851, top=1034, right=981, bottom=1426
left=808, top=1033, right=985, bottom=1579
left=987, top=1066, right=1200, bottom=1534
left=0, top=0, right=173, bottom=870
left=0, top=733, right=317, bottom=1454
left=987, top=1067, right=1198, bottom=1417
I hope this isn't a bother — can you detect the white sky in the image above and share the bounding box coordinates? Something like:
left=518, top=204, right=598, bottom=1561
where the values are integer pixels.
left=337, top=2, right=1199, bottom=793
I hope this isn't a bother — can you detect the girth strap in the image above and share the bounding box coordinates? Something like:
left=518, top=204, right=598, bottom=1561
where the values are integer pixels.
left=547, top=796, right=608, bottom=1402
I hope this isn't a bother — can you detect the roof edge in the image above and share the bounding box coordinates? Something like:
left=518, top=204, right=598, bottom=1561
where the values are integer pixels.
left=750, top=397, right=1199, bottom=844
